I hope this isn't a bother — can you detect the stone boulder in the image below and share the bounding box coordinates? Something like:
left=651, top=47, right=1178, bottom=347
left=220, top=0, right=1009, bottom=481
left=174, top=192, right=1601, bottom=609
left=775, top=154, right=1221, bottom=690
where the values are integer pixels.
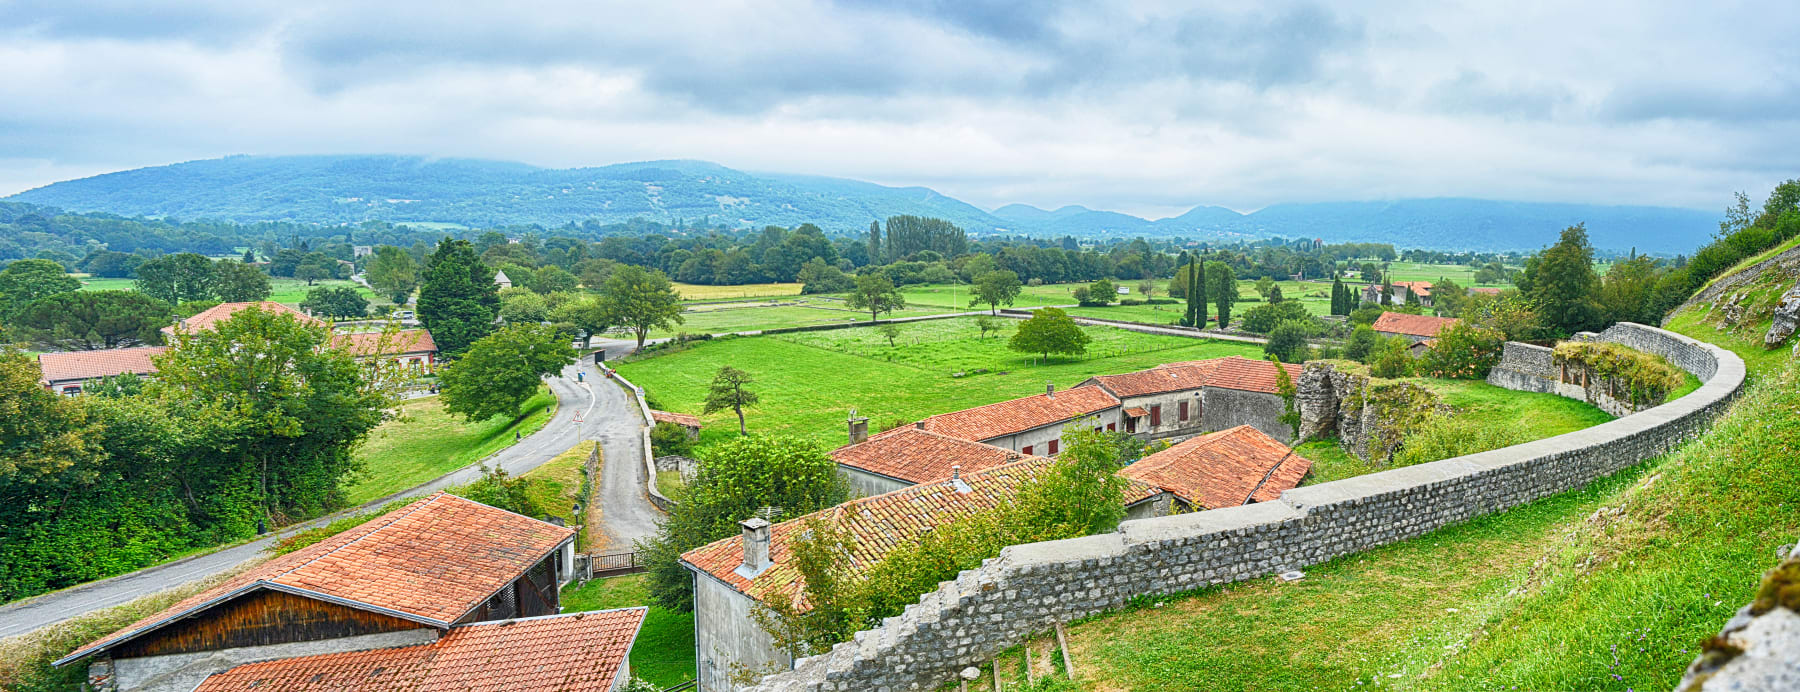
left=1765, top=280, right=1800, bottom=348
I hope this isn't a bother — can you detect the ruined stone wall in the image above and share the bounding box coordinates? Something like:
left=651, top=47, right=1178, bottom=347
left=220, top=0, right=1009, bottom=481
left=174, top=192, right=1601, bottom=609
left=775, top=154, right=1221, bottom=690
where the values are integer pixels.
left=741, top=323, right=1744, bottom=692
left=1489, top=329, right=1690, bottom=417
left=1295, top=363, right=1440, bottom=462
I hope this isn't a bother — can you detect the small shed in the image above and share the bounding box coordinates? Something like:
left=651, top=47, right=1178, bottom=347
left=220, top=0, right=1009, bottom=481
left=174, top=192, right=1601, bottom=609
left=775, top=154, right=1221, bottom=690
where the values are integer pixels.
left=651, top=410, right=703, bottom=440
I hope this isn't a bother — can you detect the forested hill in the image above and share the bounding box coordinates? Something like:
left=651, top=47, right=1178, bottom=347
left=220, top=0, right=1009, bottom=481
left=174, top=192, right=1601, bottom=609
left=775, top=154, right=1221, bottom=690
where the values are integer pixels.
left=6, top=155, right=1717, bottom=252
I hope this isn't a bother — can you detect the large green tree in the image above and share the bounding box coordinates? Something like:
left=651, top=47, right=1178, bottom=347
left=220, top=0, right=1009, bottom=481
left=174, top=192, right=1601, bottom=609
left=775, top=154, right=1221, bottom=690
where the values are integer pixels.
left=549, top=293, right=614, bottom=349
left=1206, top=260, right=1240, bottom=329
left=365, top=245, right=419, bottom=304
left=846, top=271, right=906, bottom=322
left=0, top=258, right=81, bottom=323
left=638, top=435, right=850, bottom=611
left=601, top=264, right=684, bottom=349
left=12, top=290, right=172, bottom=350
left=212, top=259, right=272, bottom=302
left=300, top=286, right=368, bottom=319
left=417, top=239, right=500, bottom=355
left=1009, top=307, right=1090, bottom=360
left=969, top=270, right=1022, bottom=314
left=135, top=253, right=217, bottom=305
left=1598, top=254, right=1661, bottom=326
left=438, top=323, right=576, bottom=423
left=1526, top=224, right=1605, bottom=335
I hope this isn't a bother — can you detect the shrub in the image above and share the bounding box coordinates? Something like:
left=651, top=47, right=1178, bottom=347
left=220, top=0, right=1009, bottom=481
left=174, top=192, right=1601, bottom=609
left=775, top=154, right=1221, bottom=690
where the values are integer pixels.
left=1343, top=325, right=1379, bottom=362
left=650, top=421, right=693, bottom=457
left=1241, top=300, right=1314, bottom=334
left=1391, top=414, right=1529, bottom=467
left=1350, top=306, right=1383, bottom=326
left=1553, top=341, right=1686, bottom=406
left=1370, top=337, right=1414, bottom=377
left=1418, top=323, right=1506, bottom=379
left=1118, top=298, right=1144, bottom=306
left=1263, top=320, right=1313, bottom=364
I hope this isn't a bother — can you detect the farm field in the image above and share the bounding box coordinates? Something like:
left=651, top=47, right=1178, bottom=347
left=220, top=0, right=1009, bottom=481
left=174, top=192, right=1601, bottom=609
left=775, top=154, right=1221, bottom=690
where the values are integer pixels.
left=895, top=281, right=1084, bottom=310
left=616, top=317, right=1266, bottom=451
left=672, top=281, right=802, bottom=301
left=644, top=296, right=964, bottom=339
left=1380, top=260, right=1517, bottom=287
left=343, top=387, right=556, bottom=505
left=560, top=574, right=695, bottom=688
left=77, top=275, right=381, bottom=307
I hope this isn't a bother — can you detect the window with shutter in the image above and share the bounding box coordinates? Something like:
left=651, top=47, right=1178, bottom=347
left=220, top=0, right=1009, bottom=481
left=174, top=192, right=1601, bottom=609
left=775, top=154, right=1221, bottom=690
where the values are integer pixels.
left=1150, top=405, right=1162, bottom=426
left=1048, top=439, right=1059, bottom=455
left=1179, top=401, right=1189, bottom=421
left=1022, top=445, right=1034, bottom=455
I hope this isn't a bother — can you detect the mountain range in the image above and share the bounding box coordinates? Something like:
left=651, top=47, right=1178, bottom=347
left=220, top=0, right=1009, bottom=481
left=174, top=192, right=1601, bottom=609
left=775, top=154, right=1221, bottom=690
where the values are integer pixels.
left=5, top=155, right=1719, bottom=253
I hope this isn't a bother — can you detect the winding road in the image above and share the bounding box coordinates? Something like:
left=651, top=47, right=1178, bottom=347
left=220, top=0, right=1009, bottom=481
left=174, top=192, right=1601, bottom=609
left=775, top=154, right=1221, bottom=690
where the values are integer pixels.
left=0, top=349, right=664, bottom=641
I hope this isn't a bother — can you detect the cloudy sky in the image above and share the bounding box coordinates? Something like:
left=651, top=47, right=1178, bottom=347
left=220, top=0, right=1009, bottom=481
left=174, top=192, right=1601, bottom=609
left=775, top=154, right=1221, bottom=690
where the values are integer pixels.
left=2, top=0, right=1795, bottom=217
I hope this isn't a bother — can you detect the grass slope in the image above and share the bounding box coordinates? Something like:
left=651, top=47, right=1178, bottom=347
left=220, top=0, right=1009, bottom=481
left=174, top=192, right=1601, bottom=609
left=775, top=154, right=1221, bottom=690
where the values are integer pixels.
left=979, top=358, right=1797, bottom=692
left=560, top=574, right=696, bottom=688
left=615, top=318, right=1264, bottom=451
left=344, top=388, right=556, bottom=505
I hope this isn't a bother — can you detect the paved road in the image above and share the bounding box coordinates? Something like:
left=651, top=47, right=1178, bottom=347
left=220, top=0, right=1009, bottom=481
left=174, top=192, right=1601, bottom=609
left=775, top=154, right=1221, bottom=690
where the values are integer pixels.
left=0, top=362, right=603, bottom=641
left=586, top=339, right=664, bottom=552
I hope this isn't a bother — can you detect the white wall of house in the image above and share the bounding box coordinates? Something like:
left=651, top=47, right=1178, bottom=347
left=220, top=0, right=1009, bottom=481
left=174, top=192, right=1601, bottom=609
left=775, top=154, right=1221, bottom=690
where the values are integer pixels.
left=1116, top=391, right=1205, bottom=439
left=690, top=569, right=790, bottom=692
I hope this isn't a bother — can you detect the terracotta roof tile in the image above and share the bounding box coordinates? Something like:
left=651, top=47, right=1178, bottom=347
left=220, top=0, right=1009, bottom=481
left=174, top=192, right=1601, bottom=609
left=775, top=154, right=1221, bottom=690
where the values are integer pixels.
left=1119, top=426, right=1312, bottom=509
left=193, top=608, right=646, bottom=692
left=1372, top=312, right=1461, bottom=338
left=36, top=346, right=167, bottom=384
left=918, top=386, right=1119, bottom=442
left=680, top=458, right=1159, bottom=608
left=1081, top=362, right=1216, bottom=397
left=650, top=409, right=704, bottom=428
left=1393, top=280, right=1433, bottom=298
left=330, top=329, right=438, bottom=357
left=164, top=301, right=321, bottom=335
left=60, top=493, right=573, bottom=664
left=831, top=427, right=1028, bottom=485
left=1151, top=356, right=1303, bottom=395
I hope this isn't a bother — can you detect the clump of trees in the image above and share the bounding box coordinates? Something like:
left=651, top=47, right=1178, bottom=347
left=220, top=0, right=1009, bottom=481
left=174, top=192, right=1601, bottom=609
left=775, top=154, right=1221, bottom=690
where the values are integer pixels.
left=417, top=239, right=501, bottom=355
left=439, top=323, right=577, bottom=423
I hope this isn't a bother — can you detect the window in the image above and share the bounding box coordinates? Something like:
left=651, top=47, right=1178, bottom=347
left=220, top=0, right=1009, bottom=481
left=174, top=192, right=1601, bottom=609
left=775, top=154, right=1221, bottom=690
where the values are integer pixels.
left=1048, top=439, right=1059, bottom=455
left=1107, top=422, right=1116, bottom=432
left=1179, top=401, right=1189, bottom=422
left=1022, top=445, right=1033, bottom=455
left=1150, top=405, right=1162, bottom=427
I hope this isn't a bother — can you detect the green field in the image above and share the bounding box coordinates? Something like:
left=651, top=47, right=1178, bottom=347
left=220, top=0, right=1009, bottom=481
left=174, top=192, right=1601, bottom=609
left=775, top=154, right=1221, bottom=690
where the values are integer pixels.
left=560, top=574, right=696, bottom=688
left=616, top=318, right=1266, bottom=451
left=964, top=356, right=1799, bottom=692
left=646, top=295, right=966, bottom=339
left=344, top=388, right=556, bottom=505
left=673, top=281, right=803, bottom=301
left=77, top=275, right=381, bottom=307
left=1381, top=261, right=1517, bottom=288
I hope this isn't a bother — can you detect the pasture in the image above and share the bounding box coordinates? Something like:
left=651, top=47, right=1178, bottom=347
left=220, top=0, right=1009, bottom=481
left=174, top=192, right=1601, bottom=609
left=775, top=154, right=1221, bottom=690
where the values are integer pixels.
left=77, top=275, right=381, bottom=307
left=672, top=281, right=802, bottom=301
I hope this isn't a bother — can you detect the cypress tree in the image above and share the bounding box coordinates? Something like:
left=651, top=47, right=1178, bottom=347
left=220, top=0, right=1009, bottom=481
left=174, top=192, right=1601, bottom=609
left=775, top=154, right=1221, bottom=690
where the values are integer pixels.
left=1178, top=252, right=1195, bottom=326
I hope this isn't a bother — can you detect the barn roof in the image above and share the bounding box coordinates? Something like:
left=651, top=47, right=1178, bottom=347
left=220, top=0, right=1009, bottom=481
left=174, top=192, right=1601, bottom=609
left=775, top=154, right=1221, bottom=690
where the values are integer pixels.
left=918, top=386, right=1119, bottom=442
left=1371, top=312, right=1461, bottom=338
left=1118, top=425, right=1312, bottom=509
left=36, top=346, right=167, bottom=384
left=831, top=426, right=1031, bottom=485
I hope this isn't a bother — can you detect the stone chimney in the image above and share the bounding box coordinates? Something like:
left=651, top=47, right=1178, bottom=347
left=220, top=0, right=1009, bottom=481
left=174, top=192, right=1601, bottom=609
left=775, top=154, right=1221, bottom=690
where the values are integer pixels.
left=1046, top=381, right=1055, bottom=397
left=735, top=518, right=772, bottom=579
left=847, top=409, right=869, bottom=445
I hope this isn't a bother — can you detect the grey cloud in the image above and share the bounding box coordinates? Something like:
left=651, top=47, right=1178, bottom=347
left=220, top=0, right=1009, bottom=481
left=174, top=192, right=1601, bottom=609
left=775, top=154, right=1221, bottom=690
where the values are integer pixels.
left=1600, top=84, right=1800, bottom=125
left=1424, top=70, right=1572, bottom=119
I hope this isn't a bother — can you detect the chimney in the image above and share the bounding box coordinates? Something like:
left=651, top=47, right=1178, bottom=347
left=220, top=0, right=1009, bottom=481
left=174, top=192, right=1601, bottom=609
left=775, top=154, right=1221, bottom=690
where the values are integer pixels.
left=949, top=465, right=972, bottom=494
left=847, top=410, right=869, bottom=445
left=735, top=518, right=772, bottom=579
left=1046, top=381, right=1055, bottom=397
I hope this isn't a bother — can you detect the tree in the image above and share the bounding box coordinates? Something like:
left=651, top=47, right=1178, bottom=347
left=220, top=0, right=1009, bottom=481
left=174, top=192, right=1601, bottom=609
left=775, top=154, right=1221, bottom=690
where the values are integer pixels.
left=798, top=259, right=854, bottom=294
left=974, top=315, right=1003, bottom=339
left=845, top=271, right=905, bottom=322
left=1206, top=261, right=1239, bottom=329
left=293, top=252, right=338, bottom=285
left=0, top=258, right=80, bottom=323
left=0, top=347, right=104, bottom=484
left=12, top=291, right=172, bottom=350
left=417, top=239, right=500, bottom=355
left=211, top=260, right=271, bottom=302
left=453, top=465, right=550, bottom=518
left=1137, top=277, right=1156, bottom=299
left=438, top=323, right=576, bottom=423
left=1344, top=325, right=1379, bottom=362
left=1088, top=279, right=1115, bottom=305
left=1255, top=276, right=1276, bottom=299
left=638, top=435, right=849, bottom=611
left=1430, top=278, right=1468, bottom=317
left=1014, top=427, right=1129, bottom=535
left=241, top=248, right=257, bottom=263
left=1240, top=300, right=1313, bottom=334
left=1263, top=321, right=1313, bottom=363
left=1404, top=286, right=1421, bottom=307
left=876, top=323, right=901, bottom=347
left=1009, top=307, right=1090, bottom=360
left=365, top=245, right=419, bottom=304
left=969, top=270, right=1022, bottom=315
left=867, top=221, right=882, bottom=265
left=1528, top=224, right=1605, bottom=335
left=702, top=365, right=760, bottom=435
left=1598, top=255, right=1661, bottom=326
left=1266, top=284, right=1284, bottom=303
left=530, top=265, right=579, bottom=295
left=498, top=287, right=550, bottom=324
left=1418, top=323, right=1505, bottom=379
left=134, top=253, right=217, bottom=305
left=300, top=286, right=368, bottom=319
left=549, top=293, right=613, bottom=349
left=601, top=265, right=684, bottom=349
left=1174, top=253, right=1208, bottom=327
left=1369, top=337, right=1414, bottom=378
left=1380, top=273, right=1394, bottom=306
left=1330, top=276, right=1348, bottom=315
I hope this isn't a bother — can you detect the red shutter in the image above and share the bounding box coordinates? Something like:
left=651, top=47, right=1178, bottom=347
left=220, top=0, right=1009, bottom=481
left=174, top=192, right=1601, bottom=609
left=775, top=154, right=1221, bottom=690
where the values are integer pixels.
left=1150, top=405, right=1162, bottom=427
left=1179, top=401, right=1189, bottom=421
left=1107, top=423, right=1115, bottom=432
left=1048, top=439, right=1059, bottom=455
left=1022, top=445, right=1033, bottom=455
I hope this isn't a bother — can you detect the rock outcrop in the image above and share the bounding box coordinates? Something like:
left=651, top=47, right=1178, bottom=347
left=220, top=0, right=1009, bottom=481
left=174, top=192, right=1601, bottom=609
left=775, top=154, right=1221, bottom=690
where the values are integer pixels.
left=1765, top=280, right=1800, bottom=348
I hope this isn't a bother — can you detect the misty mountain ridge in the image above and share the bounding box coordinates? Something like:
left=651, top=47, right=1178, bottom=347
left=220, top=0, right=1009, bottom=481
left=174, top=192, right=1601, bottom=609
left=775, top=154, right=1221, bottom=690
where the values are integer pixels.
left=6, top=155, right=1718, bottom=253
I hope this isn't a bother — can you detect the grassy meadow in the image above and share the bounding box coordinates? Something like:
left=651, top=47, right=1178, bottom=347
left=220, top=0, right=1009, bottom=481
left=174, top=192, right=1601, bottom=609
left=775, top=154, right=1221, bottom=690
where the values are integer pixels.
left=615, top=317, right=1265, bottom=451
left=672, top=281, right=803, bottom=301
left=76, top=275, right=381, bottom=307
left=560, top=574, right=696, bottom=688
left=343, top=388, right=556, bottom=505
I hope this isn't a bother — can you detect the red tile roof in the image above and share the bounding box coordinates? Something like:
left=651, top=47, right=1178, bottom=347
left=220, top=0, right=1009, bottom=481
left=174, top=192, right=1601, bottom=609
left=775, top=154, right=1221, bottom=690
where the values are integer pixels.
left=164, top=301, right=322, bottom=336
left=193, top=608, right=646, bottom=692
left=60, top=493, right=573, bottom=665
left=1152, top=356, right=1303, bottom=395
left=1372, top=311, right=1461, bottom=338
left=1123, top=407, right=1149, bottom=417
left=331, top=329, right=438, bottom=357
left=1119, top=425, right=1312, bottom=509
left=918, top=386, right=1119, bottom=442
left=36, top=346, right=167, bottom=384
left=831, top=426, right=1029, bottom=485
left=1393, top=281, right=1433, bottom=297
left=681, top=458, right=1160, bottom=609
left=1081, top=362, right=1217, bottom=397
left=651, top=409, right=704, bottom=428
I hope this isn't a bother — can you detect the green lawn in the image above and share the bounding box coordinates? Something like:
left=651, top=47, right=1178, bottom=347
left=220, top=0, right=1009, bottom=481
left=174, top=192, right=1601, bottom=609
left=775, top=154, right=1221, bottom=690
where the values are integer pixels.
left=77, top=275, right=381, bottom=307
left=646, top=297, right=963, bottom=339
left=560, top=574, right=696, bottom=688
left=1381, top=261, right=1518, bottom=288
left=344, top=388, right=557, bottom=505
left=968, top=357, right=1800, bottom=692
left=616, top=318, right=1266, bottom=451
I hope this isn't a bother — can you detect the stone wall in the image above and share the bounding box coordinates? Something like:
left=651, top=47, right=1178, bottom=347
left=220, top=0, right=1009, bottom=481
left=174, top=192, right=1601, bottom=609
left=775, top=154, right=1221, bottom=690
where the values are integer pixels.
left=741, top=323, right=1745, bottom=692
left=1296, top=363, right=1441, bottom=461
left=1487, top=337, right=1667, bottom=417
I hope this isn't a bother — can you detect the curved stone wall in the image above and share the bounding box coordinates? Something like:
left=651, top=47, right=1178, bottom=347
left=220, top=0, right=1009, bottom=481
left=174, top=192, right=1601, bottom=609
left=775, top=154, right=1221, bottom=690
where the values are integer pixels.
left=744, top=323, right=1746, bottom=692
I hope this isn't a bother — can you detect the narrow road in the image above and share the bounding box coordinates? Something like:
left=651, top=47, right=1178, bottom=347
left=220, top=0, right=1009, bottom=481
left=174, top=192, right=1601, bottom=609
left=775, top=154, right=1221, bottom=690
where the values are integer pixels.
left=0, top=362, right=601, bottom=641
left=586, top=338, right=664, bottom=552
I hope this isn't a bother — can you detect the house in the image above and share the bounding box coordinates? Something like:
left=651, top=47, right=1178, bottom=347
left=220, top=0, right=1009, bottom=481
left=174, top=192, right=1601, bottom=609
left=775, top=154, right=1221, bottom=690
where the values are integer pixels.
left=37, top=346, right=167, bottom=395
left=1117, top=425, right=1313, bottom=511
left=1361, top=281, right=1434, bottom=306
left=1469, top=287, right=1504, bottom=296
left=330, top=329, right=439, bottom=370
left=1408, top=338, right=1438, bottom=358
left=651, top=409, right=704, bottom=441
left=1372, top=311, right=1461, bottom=343
left=162, top=301, right=322, bottom=338
left=830, top=424, right=1032, bottom=496
left=494, top=269, right=514, bottom=289
left=57, top=493, right=576, bottom=692
left=678, top=458, right=1167, bottom=691
left=1075, top=356, right=1305, bottom=444
left=190, top=608, right=647, bottom=692
left=917, top=383, right=1120, bottom=456
left=351, top=245, right=373, bottom=258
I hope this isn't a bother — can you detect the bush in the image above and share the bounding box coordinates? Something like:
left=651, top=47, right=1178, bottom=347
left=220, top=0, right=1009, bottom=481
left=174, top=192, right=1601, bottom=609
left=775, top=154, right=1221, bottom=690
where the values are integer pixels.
left=1240, top=300, right=1314, bottom=334
left=1344, top=325, right=1379, bottom=362
left=1118, top=298, right=1144, bottom=306
left=1553, top=341, right=1686, bottom=406
left=1418, top=323, right=1506, bottom=379
left=1370, top=337, right=1414, bottom=377
left=1350, top=306, right=1383, bottom=326
left=1263, top=320, right=1313, bottom=363
left=650, top=421, right=693, bottom=457
left=1390, top=414, right=1529, bottom=467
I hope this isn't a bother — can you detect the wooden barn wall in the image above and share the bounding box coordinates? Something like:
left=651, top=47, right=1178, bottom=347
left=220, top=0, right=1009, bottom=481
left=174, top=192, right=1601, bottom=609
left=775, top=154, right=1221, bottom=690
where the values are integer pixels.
left=113, top=589, right=424, bottom=659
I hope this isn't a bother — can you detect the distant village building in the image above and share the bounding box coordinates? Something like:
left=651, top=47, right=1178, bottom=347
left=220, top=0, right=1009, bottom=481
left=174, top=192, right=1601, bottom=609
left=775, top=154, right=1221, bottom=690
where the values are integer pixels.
left=1117, top=425, right=1313, bottom=511
left=493, top=269, right=514, bottom=289
left=1372, top=311, right=1461, bottom=343
left=351, top=245, right=373, bottom=258
left=1362, top=281, right=1435, bottom=307
left=331, top=329, right=440, bottom=371
left=651, top=409, right=704, bottom=441
left=679, top=458, right=1167, bottom=690
left=58, top=493, right=578, bottom=692
left=163, top=301, right=321, bottom=338
left=37, top=346, right=167, bottom=395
